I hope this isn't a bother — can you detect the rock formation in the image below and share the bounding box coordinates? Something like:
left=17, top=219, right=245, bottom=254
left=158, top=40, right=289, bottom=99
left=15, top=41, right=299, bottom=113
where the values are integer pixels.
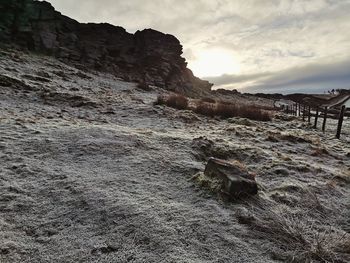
left=0, top=0, right=212, bottom=96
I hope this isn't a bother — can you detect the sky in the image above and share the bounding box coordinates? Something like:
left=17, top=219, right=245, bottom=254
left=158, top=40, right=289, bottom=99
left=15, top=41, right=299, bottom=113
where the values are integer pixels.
left=45, top=0, right=350, bottom=94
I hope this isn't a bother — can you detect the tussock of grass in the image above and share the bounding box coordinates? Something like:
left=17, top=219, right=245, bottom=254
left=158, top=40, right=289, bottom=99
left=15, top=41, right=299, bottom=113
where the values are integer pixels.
left=200, top=97, right=216, bottom=103
left=267, top=131, right=313, bottom=144
left=238, top=191, right=350, bottom=263
left=311, top=147, right=329, bottom=156
left=155, top=94, right=189, bottom=110
left=249, top=208, right=349, bottom=262
left=194, top=101, right=271, bottom=121
left=137, top=81, right=152, bottom=91
left=155, top=94, right=272, bottom=121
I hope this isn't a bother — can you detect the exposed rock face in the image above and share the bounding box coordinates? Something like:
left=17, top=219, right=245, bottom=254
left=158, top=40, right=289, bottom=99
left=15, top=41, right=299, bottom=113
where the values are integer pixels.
left=204, top=158, right=258, bottom=197
left=0, top=0, right=212, bottom=96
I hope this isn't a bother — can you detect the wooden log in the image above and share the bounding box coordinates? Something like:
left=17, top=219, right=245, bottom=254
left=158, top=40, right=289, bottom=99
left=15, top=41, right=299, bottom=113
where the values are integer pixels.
left=314, top=106, right=319, bottom=129
left=336, top=105, right=346, bottom=139
left=322, top=106, right=328, bottom=132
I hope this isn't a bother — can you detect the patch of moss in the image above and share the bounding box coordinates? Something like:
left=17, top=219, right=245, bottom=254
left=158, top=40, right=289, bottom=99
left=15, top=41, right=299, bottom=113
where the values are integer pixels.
left=191, top=172, right=223, bottom=193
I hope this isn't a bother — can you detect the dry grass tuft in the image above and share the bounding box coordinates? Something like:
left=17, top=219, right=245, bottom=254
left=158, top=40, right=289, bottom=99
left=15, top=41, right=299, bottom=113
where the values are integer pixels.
left=194, top=102, right=217, bottom=117
left=200, top=97, right=216, bottom=104
left=194, top=101, right=271, bottom=121
left=155, top=94, right=271, bottom=121
left=311, top=147, right=329, bottom=156
left=155, top=94, right=189, bottom=110
left=238, top=193, right=350, bottom=263
left=137, top=81, right=152, bottom=91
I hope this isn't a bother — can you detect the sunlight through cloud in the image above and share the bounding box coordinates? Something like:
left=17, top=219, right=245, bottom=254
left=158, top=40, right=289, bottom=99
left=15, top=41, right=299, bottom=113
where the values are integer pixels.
left=188, top=49, right=241, bottom=78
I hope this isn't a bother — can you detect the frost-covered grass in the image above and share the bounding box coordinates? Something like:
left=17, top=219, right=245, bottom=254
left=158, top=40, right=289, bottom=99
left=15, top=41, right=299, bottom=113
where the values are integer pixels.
left=0, top=50, right=349, bottom=263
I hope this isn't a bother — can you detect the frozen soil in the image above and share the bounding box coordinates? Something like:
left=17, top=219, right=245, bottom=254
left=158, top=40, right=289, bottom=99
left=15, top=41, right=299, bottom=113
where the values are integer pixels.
left=0, top=50, right=349, bottom=263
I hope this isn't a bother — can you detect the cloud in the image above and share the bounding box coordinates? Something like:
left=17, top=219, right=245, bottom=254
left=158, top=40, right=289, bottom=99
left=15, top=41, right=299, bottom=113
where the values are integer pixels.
left=208, top=58, right=350, bottom=94
left=45, top=0, right=350, bottom=94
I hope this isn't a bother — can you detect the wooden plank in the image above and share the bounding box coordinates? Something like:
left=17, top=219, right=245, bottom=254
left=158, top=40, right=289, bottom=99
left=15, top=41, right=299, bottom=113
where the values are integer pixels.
left=314, top=106, right=319, bottom=129
left=322, top=106, right=328, bottom=132
left=336, top=105, right=346, bottom=139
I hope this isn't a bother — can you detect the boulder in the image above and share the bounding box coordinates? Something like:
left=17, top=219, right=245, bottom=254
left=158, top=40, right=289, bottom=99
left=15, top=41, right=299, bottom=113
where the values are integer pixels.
left=204, top=158, right=258, bottom=196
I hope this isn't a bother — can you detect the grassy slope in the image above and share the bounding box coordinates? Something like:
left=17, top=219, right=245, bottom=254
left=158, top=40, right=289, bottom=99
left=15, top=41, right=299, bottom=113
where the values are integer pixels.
left=0, top=50, right=349, bottom=262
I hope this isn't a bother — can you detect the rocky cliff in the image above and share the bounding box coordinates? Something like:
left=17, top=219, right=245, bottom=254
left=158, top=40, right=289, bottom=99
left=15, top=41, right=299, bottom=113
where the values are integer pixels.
left=0, top=0, right=212, bottom=96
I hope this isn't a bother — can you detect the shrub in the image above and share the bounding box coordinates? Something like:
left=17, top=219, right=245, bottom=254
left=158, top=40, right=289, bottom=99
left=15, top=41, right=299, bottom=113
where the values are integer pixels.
left=200, top=97, right=216, bottom=104
left=155, top=95, right=167, bottom=106
left=137, top=81, right=152, bottom=91
left=238, top=106, right=271, bottom=121
left=215, top=103, right=239, bottom=118
left=193, top=102, right=217, bottom=117
left=194, top=101, right=271, bottom=121
left=155, top=94, right=189, bottom=110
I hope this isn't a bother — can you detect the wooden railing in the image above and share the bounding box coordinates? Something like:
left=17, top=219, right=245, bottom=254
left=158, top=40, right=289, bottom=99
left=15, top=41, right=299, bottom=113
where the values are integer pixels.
left=283, top=103, right=349, bottom=139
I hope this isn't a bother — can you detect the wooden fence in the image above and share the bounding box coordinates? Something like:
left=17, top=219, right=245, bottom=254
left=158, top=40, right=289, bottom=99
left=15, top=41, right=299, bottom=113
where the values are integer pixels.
left=284, top=103, right=349, bottom=139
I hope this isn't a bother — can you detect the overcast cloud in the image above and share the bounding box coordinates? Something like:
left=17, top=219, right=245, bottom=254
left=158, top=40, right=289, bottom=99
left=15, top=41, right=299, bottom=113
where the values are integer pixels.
left=45, top=0, right=350, bottom=94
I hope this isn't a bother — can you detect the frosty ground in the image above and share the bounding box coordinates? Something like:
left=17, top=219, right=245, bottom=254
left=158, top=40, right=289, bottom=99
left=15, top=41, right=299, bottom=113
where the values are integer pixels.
left=0, top=50, right=349, bottom=262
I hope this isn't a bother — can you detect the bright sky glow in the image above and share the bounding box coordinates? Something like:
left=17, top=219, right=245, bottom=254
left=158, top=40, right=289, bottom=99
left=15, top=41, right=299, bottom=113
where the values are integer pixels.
left=189, top=49, right=241, bottom=77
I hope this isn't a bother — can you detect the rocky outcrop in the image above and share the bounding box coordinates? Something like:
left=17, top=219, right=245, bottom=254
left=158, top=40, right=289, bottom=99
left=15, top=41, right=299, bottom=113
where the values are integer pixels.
left=0, top=0, right=212, bottom=96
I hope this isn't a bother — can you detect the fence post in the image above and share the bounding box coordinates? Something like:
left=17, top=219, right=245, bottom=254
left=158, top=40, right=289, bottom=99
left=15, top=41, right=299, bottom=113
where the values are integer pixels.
left=298, top=103, right=301, bottom=116
left=336, top=105, right=346, bottom=139
left=314, top=106, right=319, bottom=129
left=302, top=105, right=306, bottom=121
left=286, top=105, right=289, bottom=114
left=322, top=106, right=328, bottom=133
left=308, top=106, right=311, bottom=123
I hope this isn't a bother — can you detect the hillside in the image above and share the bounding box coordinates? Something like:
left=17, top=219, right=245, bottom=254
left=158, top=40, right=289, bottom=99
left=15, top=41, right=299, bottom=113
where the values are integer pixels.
left=0, top=49, right=349, bottom=263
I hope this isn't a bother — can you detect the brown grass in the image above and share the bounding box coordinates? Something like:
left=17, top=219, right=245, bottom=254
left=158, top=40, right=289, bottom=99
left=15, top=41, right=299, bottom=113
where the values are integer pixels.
left=155, top=94, right=189, bottom=110
left=311, top=147, right=329, bottom=156
left=194, top=102, right=217, bottom=117
left=200, top=97, right=216, bottom=104
left=137, top=81, right=152, bottom=91
left=238, top=198, right=350, bottom=263
left=194, top=101, right=271, bottom=121
left=155, top=94, right=271, bottom=121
